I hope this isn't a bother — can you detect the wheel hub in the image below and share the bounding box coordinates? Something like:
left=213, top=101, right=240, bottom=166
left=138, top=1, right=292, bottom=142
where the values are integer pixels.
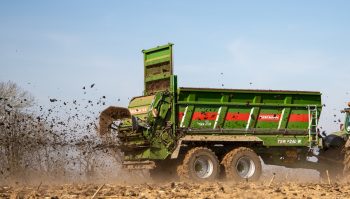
left=194, top=155, right=214, bottom=178
left=236, top=156, right=256, bottom=178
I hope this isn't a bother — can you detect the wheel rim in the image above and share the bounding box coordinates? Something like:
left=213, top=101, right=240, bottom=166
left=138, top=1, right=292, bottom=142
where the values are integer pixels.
left=235, top=156, right=256, bottom=178
left=194, top=155, right=214, bottom=178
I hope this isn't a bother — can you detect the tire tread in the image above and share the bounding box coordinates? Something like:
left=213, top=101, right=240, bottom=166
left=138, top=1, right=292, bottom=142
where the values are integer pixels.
left=177, top=147, right=219, bottom=181
left=221, top=147, right=262, bottom=181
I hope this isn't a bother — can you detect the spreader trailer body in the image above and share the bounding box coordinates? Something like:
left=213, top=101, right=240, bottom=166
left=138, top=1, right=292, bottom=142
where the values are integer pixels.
left=100, top=43, right=328, bottom=181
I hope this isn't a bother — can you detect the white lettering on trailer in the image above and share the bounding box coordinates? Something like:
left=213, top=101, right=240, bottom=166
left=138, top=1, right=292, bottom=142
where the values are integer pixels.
left=198, top=121, right=212, bottom=127
left=277, top=139, right=302, bottom=144
left=129, top=106, right=148, bottom=115
left=259, top=115, right=280, bottom=120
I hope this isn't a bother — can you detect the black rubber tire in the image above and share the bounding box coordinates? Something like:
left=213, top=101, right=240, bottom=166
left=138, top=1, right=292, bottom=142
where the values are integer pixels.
left=222, top=147, right=262, bottom=182
left=317, top=147, right=344, bottom=181
left=319, top=167, right=342, bottom=182
left=177, top=147, right=220, bottom=182
left=344, top=143, right=350, bottom=175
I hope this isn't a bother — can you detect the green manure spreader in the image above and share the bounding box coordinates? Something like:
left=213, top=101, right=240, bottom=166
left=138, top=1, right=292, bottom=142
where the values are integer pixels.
left=99, top=43, right=347, bottom=182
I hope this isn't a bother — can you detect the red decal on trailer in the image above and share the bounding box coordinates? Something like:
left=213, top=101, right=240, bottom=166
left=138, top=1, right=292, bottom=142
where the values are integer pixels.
left=225, top=113, right=250, bottom=121
left=289, top=114, right=309, bottom=122
left=258, top=114, right=281, bottom=122
left=180, top=112, right=310, bottom=122
left=192, top=112, right=218, bottom=120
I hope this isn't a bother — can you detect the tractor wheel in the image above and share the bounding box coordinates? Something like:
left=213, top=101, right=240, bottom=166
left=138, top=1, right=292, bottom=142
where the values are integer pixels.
left=318, top=165, right=343, bottom=182
left=222, top=147, right=262, bottom=182
left=177, top=147, right=220, bottom=182
left=344, top=140, right=350, bottom=175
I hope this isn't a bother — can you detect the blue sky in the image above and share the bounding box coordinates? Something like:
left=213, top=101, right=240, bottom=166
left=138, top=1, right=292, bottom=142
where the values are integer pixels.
left=1, top=1, right=349, bottom=132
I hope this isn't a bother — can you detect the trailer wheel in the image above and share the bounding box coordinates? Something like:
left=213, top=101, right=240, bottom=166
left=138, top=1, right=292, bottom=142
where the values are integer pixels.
left=177, top=147, right=220, bottom=181
left=222, top=147, right=262, bottom=181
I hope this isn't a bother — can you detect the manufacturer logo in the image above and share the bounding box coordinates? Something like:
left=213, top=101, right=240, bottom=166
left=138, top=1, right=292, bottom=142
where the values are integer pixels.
left=129, top=106, right=149, bottom=115
left=258, top=114, right=280, bottom=121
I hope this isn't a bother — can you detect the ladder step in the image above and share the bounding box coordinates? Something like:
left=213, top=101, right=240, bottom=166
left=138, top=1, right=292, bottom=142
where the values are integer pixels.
left=307, top=105, right=319, bottom=147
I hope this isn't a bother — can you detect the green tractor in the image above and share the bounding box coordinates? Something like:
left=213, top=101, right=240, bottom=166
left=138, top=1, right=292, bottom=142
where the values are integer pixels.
left=342, top=103, right=350, bottom=174
left=315, top=103, right=350, bottom=179
left=98, top=43, right=347, bottom=182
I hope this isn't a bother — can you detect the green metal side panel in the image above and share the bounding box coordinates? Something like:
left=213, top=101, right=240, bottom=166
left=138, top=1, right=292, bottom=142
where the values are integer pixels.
left=142, top=43, right=173, bottom=95
left=177, top=87, right=322, bottom=143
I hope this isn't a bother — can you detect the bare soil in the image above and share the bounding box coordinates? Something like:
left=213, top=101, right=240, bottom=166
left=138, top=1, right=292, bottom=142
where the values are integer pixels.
left=1, top=181, right=350, bottom=199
